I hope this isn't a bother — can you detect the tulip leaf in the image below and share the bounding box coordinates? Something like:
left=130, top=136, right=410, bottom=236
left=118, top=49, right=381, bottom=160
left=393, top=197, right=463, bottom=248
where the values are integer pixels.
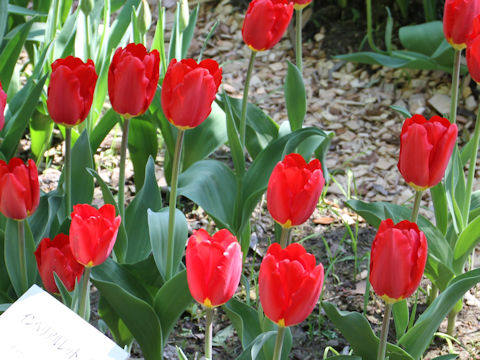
left=91, top=258, right=162, bottom=360
left=4, top=219, right=38, bottom=298
left=284, top=61, right=306, bottom=131
left=98, top=294, right=134, bottom=348
left=147, top=207, right=188, bottom=280
left=321, top=301, right=414, bottom=360
left=392, top=299, right=409, bottom=340
left=70, top=130, right=94, bottom=207
left=182, top=101, right=228, bottom=171
left=452, top=215, right=480, bottom=274
left=28, top=190, right=62, bottom=244
left=181, top=4, right=199, bottom=59
left=90, top=109, right=120, bottom=153
left=399, top=268, right=480, bottom=359
left=224, top=298, right=263, bottom=348
left=125, top=157, right=162, bottom=263
left=153, top=270, right=193, bottom=345
left=123, top=255, right=164, bottom=298
left=430, top=182, right=448, bottom=235
left=128, top=116, right=158, bottom=190
left=432, top=355, right=458, bottom=360
left=468, top=190, right=480, bottom=222
left=0, top=1, right=7, bottom=45
left=86, top=168, right=127, bottom=263
left=29, top=112, right=54, bottom=164
left=178, top=159, right=237, bottom=231
left=55, top=8, right=78, bottom=59
left=0, top=230, right=12, bottom=294
left=0, top=74, right=48, bottom=160
left=53, top=272, right=73, bottom=308
left=445, top=146, right=466, bottom=232
left=222, top=91, right=245, bottom=179
left=325, top=357, right=361, bottom=360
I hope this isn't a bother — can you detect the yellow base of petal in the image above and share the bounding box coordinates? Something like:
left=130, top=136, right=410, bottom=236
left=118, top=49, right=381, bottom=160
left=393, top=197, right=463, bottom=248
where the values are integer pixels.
left=277, top=318, right=285, bottom=327
left=408, top=182, right=429, bottom=192
left=381, top=294, right=403, bottom=304
left=203, top=298, right=213, bottom=308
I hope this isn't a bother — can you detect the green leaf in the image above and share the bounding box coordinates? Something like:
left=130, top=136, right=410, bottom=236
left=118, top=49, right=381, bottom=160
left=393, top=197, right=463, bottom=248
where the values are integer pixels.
left=222, top=91, right=245, bottom=179
left=392, top=299, right=408, bottom=340
left=87, top=168, right=127, bottom=263
left=8, top=4, right=48, bottom=17
left=90, top=109, right=120, bottom=153
left=0, top=231, right=12, bottom=294
left=0, top=19, right=33, bottom=90
left=181, top=4, right=199, bottom=59
left=452, top=215, right=480, bottom=274
left=98, top=295, right=134, bottom=348
left=224, top=298, right=263, bottom=348
left=432, top=355, right=458, bottom=360
left=399, top=268, right=480, bottom=359
left=399, top=21, right=445, bottom=57
left=147, top=208, right=188, bottom=280
left=128, top=117, right=158, bottom=190
left=29, top=111, right=53, bottom=163
left=4, top=219, right=38, bottom=297
left=70, top=130, right=94, bottom=206
left=390, top=105, right=412, bottom=118
left=54, top=8, right=78, bottom=59
left=284, top=61, right=306, bottom=131
left=91, top=258, right=162, bottom=360
left=28, top=190, right=62, bottom=243
left=385, top=7, right=393, bottom=54
left=125, top=157, right=162, bottom=263
left=430, top=182, right=448, bottom=235
left=0, top=74, right=48, bottom=160
left=153, top=270, right=193, bottom=345
left=107, top=0, right=140, bottom=51
left=322, top=302, right=414, bottom=360
left=0, top=1, right=8, bottom=44
left=469, top=190, right=480, bottom=221
left=325, top=357, right=361, bottom=360
left=178, top=160, right=237, bottom=230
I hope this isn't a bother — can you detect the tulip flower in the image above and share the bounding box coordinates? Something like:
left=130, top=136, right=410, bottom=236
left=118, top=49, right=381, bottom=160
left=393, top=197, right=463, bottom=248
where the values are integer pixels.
left=186, top=229, right=242, bottom=308
left=0, top=158, right=40, bottom=220
left=398, top=115, right=457, bottom=191
left=47, top=56, right=97, bottom=126
left=267, top=153, right=325, bottom=230
left=370, top=219, right=427, bottom=303
left=161, top=58, right=222, bottom=129
left=108, top=43, right=160, bottom=118
left=467, top=16, right=480, bottom=83
left=242, top=0, right=294, bottom=52
left=0, top=81, right=6, bottom=131
left=259, top=243, right=324, bottom=327
left=293, top=0, right=311, bottom=10
left=69, top=204, right=121, bottom=267
left=443, top=0, right=480, bottom=50
left=35, top=234, right=84, bottom=293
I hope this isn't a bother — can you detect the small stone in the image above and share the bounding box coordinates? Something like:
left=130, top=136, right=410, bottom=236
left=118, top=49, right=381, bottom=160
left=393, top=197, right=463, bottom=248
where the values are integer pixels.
left=465, top=95, right=477, bottom=112
left=428, top=93, right=451, bottom=116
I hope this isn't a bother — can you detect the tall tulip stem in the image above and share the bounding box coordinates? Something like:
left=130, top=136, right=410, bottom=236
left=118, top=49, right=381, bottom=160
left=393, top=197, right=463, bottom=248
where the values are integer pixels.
left=450, top=49, right=461, bottom=124
left=295, top=9, right=303, bottom=73
left=377, top=302, right=392, bottom=360
left=240, top=50, right=257, bottom=151
left=272, top=326, right=286, bottom=360
left=462, top=109, right=480, bottom=225
left=118, top=116, right=131, bottom=221
left=17, top=220, right=28, bottom=294
left=166, top=129, right=185, bottom=280
left=78, top=266, right=91, bottom=320
left=279, top=227, right=291, bottom=248
left=205, top=307, right=214, bottom=360
left=65, top=127, right=72, bottom=216
left=411, top=190, right=423, bottom=223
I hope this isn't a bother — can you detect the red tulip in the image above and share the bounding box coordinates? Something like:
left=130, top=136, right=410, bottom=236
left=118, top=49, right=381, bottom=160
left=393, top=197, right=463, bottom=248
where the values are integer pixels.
left=443, top=0, right=480, bottom=50
left=267, top=153, right=325, bottom=228
left=47, top=56, right=98, bottom=126
left=467, top=15, right=480, bottom=83
left=0, top=158, right=39, bottom=220
left=186, top=229, right=242, bottom=308
left=161, top=58, right=222, bottom=129
left=398, top=115, right=457, bottom=191
left=35, top=234, right=85, bottom=293
left=69, top=204, right=121, bottom=267
left=259, top=243, right=324, bottom=327
left=108, top=43, right=160, bottom=118
left=242, top=0, right=294, bottom=52
left=370, top=219, right=427, bottom=303
left=0, top=81, right=6, bottom=131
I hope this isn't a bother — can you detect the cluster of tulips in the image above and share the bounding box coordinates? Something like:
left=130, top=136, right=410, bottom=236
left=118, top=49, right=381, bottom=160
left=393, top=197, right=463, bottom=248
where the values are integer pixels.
left=0, top=0, right=479, bottom=358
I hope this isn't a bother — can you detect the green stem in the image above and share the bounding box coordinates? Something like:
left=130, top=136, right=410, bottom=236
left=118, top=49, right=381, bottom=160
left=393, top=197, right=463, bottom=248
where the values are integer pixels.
left=166, top=129, right=185, bottom=280
left=240, top=50, right=257, bottom=150
left=118, top=117, right=131, bottom=221
left=279, top=227, right=291, bottom=248
left=272, top=326, right=286, bottom=360
left=78, top=267, right=91, bottom=320
left=65, top=127, right=72, bottom=216
left=205, top=307, right=214, bottom=360
left=449, top=49, right=461, bottom=124
left=462, top=109, right=480, bottom=225
left=295, top=9, right=303, bottom=73
left=426, top=283, right=438, bottom=306
left=377, top=302, right=392, bottom=360
left=447, top=299, right=462, bottom=336
left=366, top=0, right=383, bottom=54
left=411, top=190, right=423, bottom=223
left=17, top=220, right=28, bottom=294
left=84, top=14, right=91, bottom=60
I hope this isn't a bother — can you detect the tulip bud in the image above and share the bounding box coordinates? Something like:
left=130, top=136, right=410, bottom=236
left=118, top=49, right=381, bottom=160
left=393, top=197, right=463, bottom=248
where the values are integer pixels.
left=35, top=234, right=85, bottom=294
left=267, top=153, right=325, bottom=228
left=80, top=0, right=94, bottom=15
left=259, top=243, right=324, bottom=327
left=186, top=229, right=243, bottom=308
left=179, top=0, right=190, bottom=32
left=137, top=0, right=152, bottom=36
left=0, top=81, right=6, bottom=131
left=370, top=219, right=427, bottom=304
left=397, top=115, right=457, bottom=191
